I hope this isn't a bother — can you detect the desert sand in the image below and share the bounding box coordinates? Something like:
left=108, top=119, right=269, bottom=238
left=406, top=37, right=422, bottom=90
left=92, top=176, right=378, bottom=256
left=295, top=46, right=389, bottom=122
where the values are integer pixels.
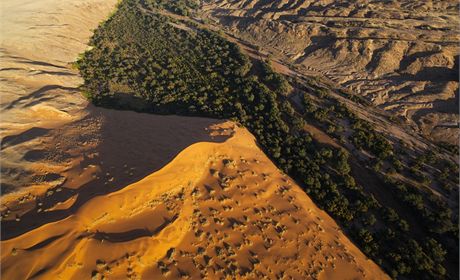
left=1, top=0, right=119, bottom=136
left=1, top=0, right=118, bottom=194
left=1, top=122, right=388, bottom=279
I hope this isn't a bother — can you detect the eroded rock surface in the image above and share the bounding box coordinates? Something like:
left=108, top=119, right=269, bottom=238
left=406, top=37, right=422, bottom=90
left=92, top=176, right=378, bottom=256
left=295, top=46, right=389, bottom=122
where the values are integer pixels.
left=202, top=0, right=459, bottom=144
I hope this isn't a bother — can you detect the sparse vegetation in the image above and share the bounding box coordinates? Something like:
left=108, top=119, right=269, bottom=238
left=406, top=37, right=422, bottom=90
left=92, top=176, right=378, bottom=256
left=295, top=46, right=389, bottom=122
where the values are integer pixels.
left=144, top=0, right=198, bottom=16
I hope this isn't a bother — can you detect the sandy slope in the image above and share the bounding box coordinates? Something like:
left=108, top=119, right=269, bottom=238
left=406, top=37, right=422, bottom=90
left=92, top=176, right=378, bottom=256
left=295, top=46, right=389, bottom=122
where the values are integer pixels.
left=0, top=108, right=231, bottom=238
left=0, top=0, right=118, bottom=193
left=1, top=122, right=388, bottom=279
left=1, top=0, right=119, bottom=136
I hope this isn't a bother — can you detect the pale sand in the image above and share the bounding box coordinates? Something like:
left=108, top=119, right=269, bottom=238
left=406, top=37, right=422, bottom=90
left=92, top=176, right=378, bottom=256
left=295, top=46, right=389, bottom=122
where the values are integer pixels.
left=1, top=0, right=118, bottom=194
left=1, top=0, right=119, bottom=136
left=1, top=122, right=389, bottom=279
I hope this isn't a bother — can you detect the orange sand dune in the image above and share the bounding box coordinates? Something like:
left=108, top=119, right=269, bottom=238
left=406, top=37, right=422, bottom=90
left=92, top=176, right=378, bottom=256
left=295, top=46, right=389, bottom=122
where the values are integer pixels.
left=1, top=122, right=389, bottom=279
left=0, top=108, right=229, bottom=239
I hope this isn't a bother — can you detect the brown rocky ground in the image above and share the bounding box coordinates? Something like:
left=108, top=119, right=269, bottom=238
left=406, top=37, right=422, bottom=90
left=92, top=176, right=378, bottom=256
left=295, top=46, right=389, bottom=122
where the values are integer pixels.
left=201, top=0, right=459, bottom=145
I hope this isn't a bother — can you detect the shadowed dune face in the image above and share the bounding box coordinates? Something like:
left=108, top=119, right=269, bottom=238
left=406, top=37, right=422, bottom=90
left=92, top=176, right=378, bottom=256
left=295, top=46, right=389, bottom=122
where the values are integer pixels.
left=1, top=123, right=389, bottom=280
left=1, top=107, right=230, bottom=239
left=201, top=0, right=460, bottom=144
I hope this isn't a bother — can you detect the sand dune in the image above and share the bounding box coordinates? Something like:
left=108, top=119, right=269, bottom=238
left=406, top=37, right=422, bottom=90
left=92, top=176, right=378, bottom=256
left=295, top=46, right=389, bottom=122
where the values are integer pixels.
left=1, top=0, right=118, bottom=194
left=1, top=0, right=119, bottom=137
left=1, top=122, right=388, bottom=279
left=0, top=108, right=231, bottom=239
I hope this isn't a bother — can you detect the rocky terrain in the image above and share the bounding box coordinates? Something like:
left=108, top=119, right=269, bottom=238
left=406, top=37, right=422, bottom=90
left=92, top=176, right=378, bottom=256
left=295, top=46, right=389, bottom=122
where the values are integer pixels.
left=201, top=0, right=459, bottom=145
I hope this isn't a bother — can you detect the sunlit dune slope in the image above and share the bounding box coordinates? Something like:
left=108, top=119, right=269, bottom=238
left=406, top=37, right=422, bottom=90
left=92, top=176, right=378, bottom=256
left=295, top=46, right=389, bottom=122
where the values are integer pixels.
left=1, top=122, right=389, bottom=280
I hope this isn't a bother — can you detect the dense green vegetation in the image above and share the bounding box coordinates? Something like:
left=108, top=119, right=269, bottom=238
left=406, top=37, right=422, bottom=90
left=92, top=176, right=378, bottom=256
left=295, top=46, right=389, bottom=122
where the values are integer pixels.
left=144, top=0, right=198, bottom=15
left=350, top=119, right=393, bottom=160
left=259, top=61, right=291, bottom=96
left=77, top=0, right=458, bottom=278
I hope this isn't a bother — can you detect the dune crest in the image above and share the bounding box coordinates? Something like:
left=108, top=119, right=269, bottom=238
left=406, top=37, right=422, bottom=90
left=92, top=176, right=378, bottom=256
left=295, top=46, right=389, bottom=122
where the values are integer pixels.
left=1, top=122, right=388, bottom=279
